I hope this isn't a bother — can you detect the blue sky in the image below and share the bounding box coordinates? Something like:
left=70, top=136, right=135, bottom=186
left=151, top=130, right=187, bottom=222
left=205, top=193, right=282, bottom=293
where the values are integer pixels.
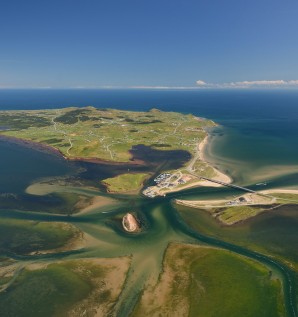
left=1, top=0, right=298, bottom=88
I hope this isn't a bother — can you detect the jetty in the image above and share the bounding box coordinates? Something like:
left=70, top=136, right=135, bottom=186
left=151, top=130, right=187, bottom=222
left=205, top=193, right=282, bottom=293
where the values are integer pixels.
left=199, top=176, right=257, bottom=194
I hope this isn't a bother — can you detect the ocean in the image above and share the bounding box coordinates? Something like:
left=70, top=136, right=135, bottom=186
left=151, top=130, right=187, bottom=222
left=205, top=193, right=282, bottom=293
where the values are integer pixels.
left=1, top=88, right=298, bottom=187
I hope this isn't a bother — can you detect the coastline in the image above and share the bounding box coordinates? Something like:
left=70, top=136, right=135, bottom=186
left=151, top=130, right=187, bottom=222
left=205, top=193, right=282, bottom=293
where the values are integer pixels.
left=199, top=133, right=232, bottom=185
left=142, top=129, right=233, bottom=197
left=0, top=114, right=232, bottom=196
left=0, top=134, right=64, bottom=158
left=0, top=134, right=146, bottom=166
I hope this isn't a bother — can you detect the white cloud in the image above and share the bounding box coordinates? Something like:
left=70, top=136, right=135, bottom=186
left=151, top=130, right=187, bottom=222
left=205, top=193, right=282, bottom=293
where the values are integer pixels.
left=234, top=80, right=286, bottom=86
left=195, top=80, right=207, bottom=86
left=195, top=79, right=298, bottom=88
left=121, top=86, right=201, bottom=90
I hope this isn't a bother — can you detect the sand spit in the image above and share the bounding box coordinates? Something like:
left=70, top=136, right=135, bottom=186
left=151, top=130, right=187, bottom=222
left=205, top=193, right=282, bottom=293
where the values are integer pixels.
left=260, top=188, right=298, bottom=195
left=176, top=188, right=298, bottom=225
left=175, top=191, right=276, bottom=209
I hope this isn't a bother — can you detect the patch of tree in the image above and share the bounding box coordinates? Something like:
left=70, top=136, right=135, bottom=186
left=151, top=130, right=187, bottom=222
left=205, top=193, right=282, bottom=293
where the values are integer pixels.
left=55, top=109, right=92, bottom=124
left=80, top=116, right=101, bottom=121
left=0, top=114, right=50, bottom=130
left=133, top=120, right=162, bottom=125
left=59, top=143, right=71, bottom=147
left=79, top=115, right=92, bottom=122
left=125, top=118, right=162, bottom=124
left=43, top=138, right=64, bottom=145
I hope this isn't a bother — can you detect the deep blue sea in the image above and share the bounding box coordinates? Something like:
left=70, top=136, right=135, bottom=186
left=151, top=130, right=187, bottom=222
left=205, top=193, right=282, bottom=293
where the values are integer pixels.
left=1, top=88, right=298, bottom=187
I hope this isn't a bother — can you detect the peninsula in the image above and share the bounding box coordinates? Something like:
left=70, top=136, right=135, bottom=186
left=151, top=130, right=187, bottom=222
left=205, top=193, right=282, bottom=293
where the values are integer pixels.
left=0, top=106, right=229, bottom=194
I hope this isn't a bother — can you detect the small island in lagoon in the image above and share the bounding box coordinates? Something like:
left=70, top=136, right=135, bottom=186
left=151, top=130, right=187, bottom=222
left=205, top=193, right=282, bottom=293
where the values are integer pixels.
left=0, top=106, right=297, bottom=317
left=122, top=212, right=141, bottom=232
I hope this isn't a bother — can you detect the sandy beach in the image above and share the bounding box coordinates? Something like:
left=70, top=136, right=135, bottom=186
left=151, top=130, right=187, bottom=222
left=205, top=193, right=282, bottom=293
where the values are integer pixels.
left=198, top=134, right=232, bottom=185
left=155, top=134, right=232, bottom=196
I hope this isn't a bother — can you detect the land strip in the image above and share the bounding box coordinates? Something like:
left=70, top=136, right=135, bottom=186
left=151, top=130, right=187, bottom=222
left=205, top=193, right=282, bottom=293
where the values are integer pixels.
left=176, top=188, right=298, bottom=225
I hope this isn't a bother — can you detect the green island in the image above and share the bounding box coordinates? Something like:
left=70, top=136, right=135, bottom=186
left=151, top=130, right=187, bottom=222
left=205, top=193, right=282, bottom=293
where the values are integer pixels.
left=1, top=107, right=298, bottom=317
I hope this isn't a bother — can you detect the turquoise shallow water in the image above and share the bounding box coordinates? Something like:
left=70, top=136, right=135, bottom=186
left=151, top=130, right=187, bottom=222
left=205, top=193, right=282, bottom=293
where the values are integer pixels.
left=0, top=89, right=298, bottom=316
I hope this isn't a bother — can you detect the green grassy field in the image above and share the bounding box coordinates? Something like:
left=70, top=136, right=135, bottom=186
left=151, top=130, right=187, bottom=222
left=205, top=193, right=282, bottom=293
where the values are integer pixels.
left=0, top=219, right=81, bottom=255
left=273, top=193, right=298, bottom=203
left=216, top=205, right=263, bottom=225
left=0, top=258, right=130, bottom=317
left=132, top=243, right=284, bottom=317
left=0, top=106, right=215, bottom=165
left=102, top=173, right=150, bottom=193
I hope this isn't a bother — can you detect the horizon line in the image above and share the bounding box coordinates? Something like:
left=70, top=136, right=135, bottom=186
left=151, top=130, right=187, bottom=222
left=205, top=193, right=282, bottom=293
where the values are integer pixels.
left=1, top=85, right=298, bottom=90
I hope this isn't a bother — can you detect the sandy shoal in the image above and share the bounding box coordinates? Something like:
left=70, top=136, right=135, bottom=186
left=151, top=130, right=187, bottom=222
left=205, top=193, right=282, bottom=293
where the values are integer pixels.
left=76, top=195, right=119, bottom=215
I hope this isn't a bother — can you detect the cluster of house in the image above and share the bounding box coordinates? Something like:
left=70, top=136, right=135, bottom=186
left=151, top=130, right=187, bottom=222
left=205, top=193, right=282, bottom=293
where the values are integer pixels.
left=143, top=173, right=173, bottom=198
left=226, top=196, right=247, bottom=206
left=143, top=173, right=193, bottom=198
left=154, top=173, right=171, bottom=184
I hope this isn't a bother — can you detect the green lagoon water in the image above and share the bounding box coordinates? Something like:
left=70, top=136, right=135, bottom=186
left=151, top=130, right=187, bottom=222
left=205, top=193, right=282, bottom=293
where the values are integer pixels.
left=0, top=89, right=298, bottom=316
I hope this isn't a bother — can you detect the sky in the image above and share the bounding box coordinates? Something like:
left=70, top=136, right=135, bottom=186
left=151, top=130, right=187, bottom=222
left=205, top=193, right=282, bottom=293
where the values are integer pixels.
left=1, top=0, right=298, bottom=88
